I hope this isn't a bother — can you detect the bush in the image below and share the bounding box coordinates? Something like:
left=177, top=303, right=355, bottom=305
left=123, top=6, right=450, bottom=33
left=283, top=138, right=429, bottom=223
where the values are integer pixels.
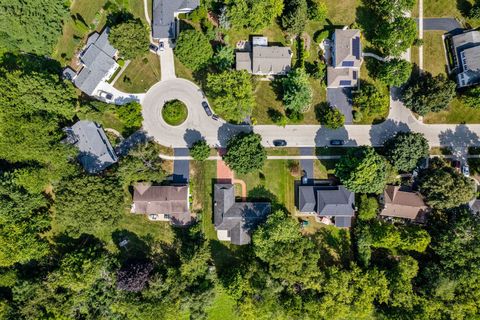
left=190, top=139, right=210, bottom=161
left=353, top=82, right=389, bottom=117
left=162, top=100, right=188, bottom=126
left=313, top=30, right=329, bottom=43
left=115, top=102, right=143, bottom=134
left=462, top=86, right=480, bottom=109
left=319, top=104, right=345, bottom=129
left=223, top=133, right=266, bottom=174
left=174, top=30, right=213, bottom=71
left=357, top=195, right=379, bottom=221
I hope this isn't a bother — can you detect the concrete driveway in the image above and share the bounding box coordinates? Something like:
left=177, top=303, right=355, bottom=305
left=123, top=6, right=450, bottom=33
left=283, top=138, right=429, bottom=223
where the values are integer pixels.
left=419, top=18, right=462, bottom=33
left=327, top=88, right=353, bottom=124
left=95, top=81, right=145, bottom=105
left=158, top=39, right=176, bottom=80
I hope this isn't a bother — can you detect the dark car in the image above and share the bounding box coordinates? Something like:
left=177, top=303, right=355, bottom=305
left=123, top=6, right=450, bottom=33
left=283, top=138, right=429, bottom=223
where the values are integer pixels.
left=202, top=101, right=213, bottom=116
left=452, top=160, right=461, bottom=172
left=212, top=114, right=219, bottom=121
left=330, top=139, right=345, bottom=146
left=273, top=139, right=287, bottom=147
left=149, top=44, right=158, bottom=53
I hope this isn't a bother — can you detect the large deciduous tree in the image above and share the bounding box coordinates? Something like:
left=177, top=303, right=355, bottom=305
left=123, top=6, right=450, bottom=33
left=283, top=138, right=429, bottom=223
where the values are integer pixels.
left=384, top=132, right=429, bottom=172
left=282, top=68, right=313, bottom=113
left=353, top=82, right=389, bottom=117
left=372, top=58, right=413, bottom=87
left=206, top=70, right=255, bottom=123
left=225, top=0, right=284, bottom=31
left=174, top=30, right=213, bottom=71
left=462, top=86, right=480, bottom=108
left=223, top=133, right=266, bottom=174
left=335, top=147, right=388, bottom=194
left=109, top=19, right=149, bottom=60
left=190, top=139, right=210, bottom=161
left=281, top=0, right=308, bottom=34
left=402, top=73, right=457, bottom=115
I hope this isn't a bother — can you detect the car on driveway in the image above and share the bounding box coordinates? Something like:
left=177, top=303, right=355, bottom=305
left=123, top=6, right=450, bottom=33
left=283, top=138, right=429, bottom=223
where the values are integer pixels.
left=330, top=139, right=345, bottom=146
left=159, top=41, right=165, bottom=51
left=98, top=90, right=113, bottom=101
left=462, top=164, right=470, bottom=177
left=202, top=101, right=213, bottom=116
left=273, top=139, right=287, bottom=147
left=212, top=114, right=219, bottom=121
left=149, top=44, right=159, bottom=54
left=148, top=214, right=159, bottom=221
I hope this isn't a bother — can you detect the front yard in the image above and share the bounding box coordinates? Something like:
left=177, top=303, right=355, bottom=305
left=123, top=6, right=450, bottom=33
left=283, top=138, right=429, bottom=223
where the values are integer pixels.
left=114, top=53, right=161, bottom=93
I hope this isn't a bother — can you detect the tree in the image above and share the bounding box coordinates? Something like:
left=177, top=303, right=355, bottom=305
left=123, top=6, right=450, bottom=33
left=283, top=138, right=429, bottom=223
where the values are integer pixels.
left=281, top=0, right=308, bottom=34
left=282, top=68, right=313, bottom=113
left=335, top=147, right=388, bottom=194
left=116, top=142, right=165, bottom=185
left=364, top=0, right=415, bottom=19
left=462, top=86, right=480, bottom=108
left=212, top=45, right=235, bottom=71
left=402, top=73, right=457, bottom=115
left=358, top=195, right=379, bottom=221
left=353, top=82, right=389, bottom=117
left=190, top=139, right=210, bottom=161
left=223, top=133, right=266, bottom=174
left=419, top=160, right=475, bottom=209
left=55, top=175, right=125, bottom=236
left=320, top=105, right=345, bottom=129
left=307, top=0, right=328, bottom=20
left=225, top=0, right=284, bottom=31
left=371, top=17, right=417, bottom=57
left=117, top=259, right=154, bottom=292
left=384, top=132, right=429, bottom=172
left=115, top=102, right=143, bottom=134
left=0, top=0, right=68, bottom=55
left=206, top=70, right=255, bottom=123
left=373, top=58, right=413, bottom=87
left=109, top=19, right=149, bottom=60
left=174, top=30, right=213, bottom=71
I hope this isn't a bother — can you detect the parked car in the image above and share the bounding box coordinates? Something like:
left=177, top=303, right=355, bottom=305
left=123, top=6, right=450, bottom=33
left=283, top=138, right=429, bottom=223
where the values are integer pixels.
left=452, top=160, right=461, bottom=172
left=148, top=214, right=159, bottom=221
left=98, top=90, right=113, bottom=101
left=330, top=139, right=345, bottom=146
left=212, top=114, right=219, bottom=121
left=202, top=101, right=213, bottom=116
left=301, top=170, right=308, bottom=185
left=149, top=44, right=159, bottom=53
left=462, top=164, right=470, bottom=177
left=159, top=41, right=165, bottom=51
left=273, top=139, right=287, bottom=147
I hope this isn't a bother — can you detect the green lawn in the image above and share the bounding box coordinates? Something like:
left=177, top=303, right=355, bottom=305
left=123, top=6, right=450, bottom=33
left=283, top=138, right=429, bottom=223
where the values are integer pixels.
left=313, top=159, right=337, bottom=179
left=78, top=109, right=125, bottom=134
left=422, top=0, right=462, bottom=18
left=114, top=53, right=161, bottom=93
left=423, top=31, right=448, bottom=76
left=325, top=0, right=361, bottom=25
left=423, top=97, right=480, bottom=124
left=175, top=56, right=196, bottom=82
left=206, top=286, right=240, bottom=320
left=224, top=21, right=287, bottom=47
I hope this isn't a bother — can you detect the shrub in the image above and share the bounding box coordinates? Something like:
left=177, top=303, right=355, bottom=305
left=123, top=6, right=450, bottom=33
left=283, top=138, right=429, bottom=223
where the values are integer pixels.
left=162, top=100, right=188, bottom=126
left=190, top=139, right=210, bottom=161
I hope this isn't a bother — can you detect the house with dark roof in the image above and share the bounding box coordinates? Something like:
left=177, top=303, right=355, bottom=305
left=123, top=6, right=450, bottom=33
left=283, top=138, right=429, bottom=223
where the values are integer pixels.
left=327, top=29, right=362, bottom=88
left=236, top=36, right=292, bottom=76
left=450, top=30, right=480, bottom=87
left=63, top=28, right=119, bottom=96
left=152, top=0, right=200, bottom=40
left=380, top=185, right=429, bottom=222
left=131, top=182, right=192, bottom=226
left=297, top=185, right=355, bottom=227
left=64, top=120, right=118, bottom=173
left=214, top=184, right=270, bottom=245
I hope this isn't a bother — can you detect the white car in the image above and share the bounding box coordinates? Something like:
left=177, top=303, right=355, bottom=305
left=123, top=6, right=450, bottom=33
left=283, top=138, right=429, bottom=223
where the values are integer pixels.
left=462, top=164, right=470, bottom=177
left=148, top=214, right=159, bottom=221
left=98, top=90, right=113, bottom=101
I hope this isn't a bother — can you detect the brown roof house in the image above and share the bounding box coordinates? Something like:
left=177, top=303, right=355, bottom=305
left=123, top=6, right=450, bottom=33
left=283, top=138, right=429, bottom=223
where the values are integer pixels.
left=380, top=185, right=429, bottom=222
left=131, top=183, right=192, bottom=226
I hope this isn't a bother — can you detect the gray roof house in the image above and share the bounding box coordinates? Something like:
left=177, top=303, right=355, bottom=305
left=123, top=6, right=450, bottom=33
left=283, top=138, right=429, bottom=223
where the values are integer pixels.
left=131, top=183, right=192, bottom=226
left=214, top=184, right=270, bottom=245
left=152, top=0, right=200, bottom=40
left=67, top=28, right=119, bottom=96
left=64, top=120, right=118, bottom=173
left=298, top=185, right=355, bottom=227
left=451, top=30, right=480, bottom=87
left=327, top=29, right=362, bottom=88
left=236, top=36, right=292, bottom=76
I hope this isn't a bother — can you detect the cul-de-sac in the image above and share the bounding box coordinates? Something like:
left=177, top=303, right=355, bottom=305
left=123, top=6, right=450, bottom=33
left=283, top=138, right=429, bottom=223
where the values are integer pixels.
left=1, top=0, right=480, bottom=319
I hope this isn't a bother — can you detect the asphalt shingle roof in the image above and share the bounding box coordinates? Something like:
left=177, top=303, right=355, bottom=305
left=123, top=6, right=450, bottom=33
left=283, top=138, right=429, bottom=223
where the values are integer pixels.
left=152, top=0, right=200, bottom=39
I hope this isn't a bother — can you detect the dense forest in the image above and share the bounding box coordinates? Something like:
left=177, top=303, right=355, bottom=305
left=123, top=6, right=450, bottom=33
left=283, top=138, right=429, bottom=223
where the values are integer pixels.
left=0, top=0, right=480, bottom=319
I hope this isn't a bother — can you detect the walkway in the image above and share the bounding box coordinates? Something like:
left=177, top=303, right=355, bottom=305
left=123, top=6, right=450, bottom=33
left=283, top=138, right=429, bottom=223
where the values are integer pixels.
left=418, top=0, right=424, bottom=70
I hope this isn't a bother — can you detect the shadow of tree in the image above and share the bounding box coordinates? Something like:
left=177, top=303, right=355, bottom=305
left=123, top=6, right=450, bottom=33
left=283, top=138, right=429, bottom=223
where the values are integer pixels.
left=314, top=126, right=359, bottom=147
left=216, top=123, right=252, bottom=148
left=112, top=229, right=152, bottom=262
left=369, top=119, right=410, bottom=146
left=183, top=128, right=203, bottom=147
left=439, top=125, right=480, bottom=161
left=314, top=228, right=353, bottom=269
left=457, top=0, right=473, bottom=17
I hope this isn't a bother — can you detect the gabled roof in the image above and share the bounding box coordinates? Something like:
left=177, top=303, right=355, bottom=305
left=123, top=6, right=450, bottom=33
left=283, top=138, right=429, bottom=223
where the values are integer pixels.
left=251, top=46, right=292, bottom=75
left=327, top=66, right=359, bottom=88
left=65, top=120, right=118, bottom=173
left=333, top=29, right=362, bottom=68
left=152, top=0, right=200, bottom=39
left=235, top=52, right=252, bottom=73
left=214, top=184, right=270, bottom=245
left=380, top=185, right=428, bottom=220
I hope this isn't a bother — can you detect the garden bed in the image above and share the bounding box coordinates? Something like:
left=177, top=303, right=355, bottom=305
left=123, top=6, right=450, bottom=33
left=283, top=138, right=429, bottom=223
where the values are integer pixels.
left=162, top=99, right=188, bottom=126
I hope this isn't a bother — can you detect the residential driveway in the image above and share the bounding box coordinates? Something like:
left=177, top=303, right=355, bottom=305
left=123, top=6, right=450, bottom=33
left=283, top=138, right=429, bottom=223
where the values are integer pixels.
left=173, top=148, right=189, bottom=183
left=327, top=88, right=353, bottom=124
left=300, top=147, right=314, bottom=180
left=419, top=18, right=462, bottom=33
left=158, top=39, right=176, bottom=80
left=95, top=81, right=145, bottom=105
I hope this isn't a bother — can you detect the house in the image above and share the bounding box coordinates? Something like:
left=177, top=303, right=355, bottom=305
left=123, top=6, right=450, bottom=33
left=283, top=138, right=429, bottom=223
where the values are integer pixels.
left=214, top=184, right=270, bottom=245
left=327, top=29, right=362, bottom=88
left=380, top=185, right=429, bottom=222
left=297, top=185, right=355, bottom=227
left=131, top=182, right=192, bottom=226
left=64, top=120, right=118, bottom=173
left=450, top=30, right=480, bottom=87
left=64, top=28, right=119, bottom=96
left=236, top=36, right=292, bottom=76
left=152, top=0, right=200, bottom=40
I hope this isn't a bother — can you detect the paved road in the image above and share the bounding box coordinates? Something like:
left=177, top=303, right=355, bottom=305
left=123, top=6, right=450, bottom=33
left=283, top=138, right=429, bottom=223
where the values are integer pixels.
left=419, top=18, right=462, bottom=32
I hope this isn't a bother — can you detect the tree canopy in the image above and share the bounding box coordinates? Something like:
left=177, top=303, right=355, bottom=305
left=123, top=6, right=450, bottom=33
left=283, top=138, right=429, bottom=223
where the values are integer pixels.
left=190, top=139, right=210, bottom=161
left=320, top=105, right=345, bottom=129
left=282, top=68, right=313, bottom=113
left=335, top=147, right=388, bottom=194
left=281, top=0, right=308, bottom=34
left=174, top=30, right=213, bottom=71
left=372, top=58, right=413, bottom=87
left=206, top=70, right=255, bottom=123
left=384, top=132, right=429, bottom=172
left=225, top=0, right=284, bottom=31
left=109, top=19, right=149, bottom=60
left=223, top=133, right=266, bottom=174
left=462, top=86, right=480, bottom=108
left=353, top=82, right=389, bottom=117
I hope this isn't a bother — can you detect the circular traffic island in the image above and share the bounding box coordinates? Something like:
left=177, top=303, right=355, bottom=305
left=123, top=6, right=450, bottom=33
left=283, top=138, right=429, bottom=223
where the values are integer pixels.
left=162, top=99, right=188, bottom=126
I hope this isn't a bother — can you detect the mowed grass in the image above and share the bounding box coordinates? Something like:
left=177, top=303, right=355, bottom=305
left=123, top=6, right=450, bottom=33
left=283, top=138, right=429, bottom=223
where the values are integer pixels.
left=423, top=31, right=448, bottom=76
left=422, top=0, right=462, bottom=17
left=114, top=53, right=161, bottom=93
left=325, top=0, right=361, bottom=25
left=313, top=159, right=337, bottom=179
left=225, top=21, right=287, bottom=47
left=206, top=286, right=240, bottom=320
left=423, top=97, right=480, bottom=124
